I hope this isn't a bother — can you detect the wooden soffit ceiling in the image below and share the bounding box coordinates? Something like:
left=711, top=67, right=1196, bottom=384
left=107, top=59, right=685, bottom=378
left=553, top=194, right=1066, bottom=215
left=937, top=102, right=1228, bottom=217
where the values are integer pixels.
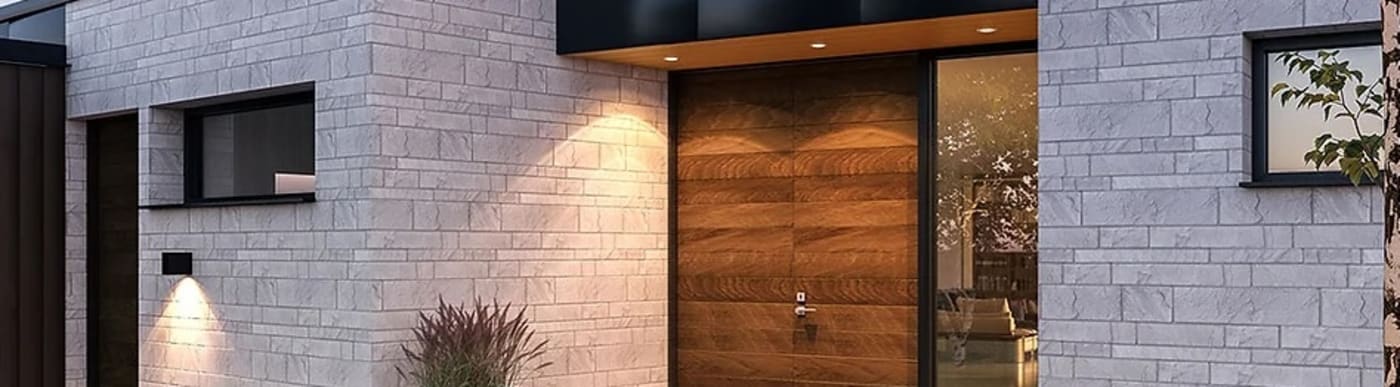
left=565, top=9, right=1037, bottom=71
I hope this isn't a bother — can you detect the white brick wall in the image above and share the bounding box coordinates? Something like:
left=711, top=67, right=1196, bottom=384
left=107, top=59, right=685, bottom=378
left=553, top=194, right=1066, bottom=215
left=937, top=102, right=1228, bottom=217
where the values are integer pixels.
left=64, top=121, right=87, bottom=385
left=358, top=0, right=668, bottom=385
left=64, top=0, right=666, bottom=386
left=1039, top=0, right=1384, bottom=385
left=67, top=0, right=1383, bottom=385
left=67, top=0, right=382, bottom=385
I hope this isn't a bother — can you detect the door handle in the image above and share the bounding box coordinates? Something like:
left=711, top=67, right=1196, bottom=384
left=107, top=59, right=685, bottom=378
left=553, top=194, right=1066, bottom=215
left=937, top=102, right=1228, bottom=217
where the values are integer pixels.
left=795, top=291, right=816, bottom=318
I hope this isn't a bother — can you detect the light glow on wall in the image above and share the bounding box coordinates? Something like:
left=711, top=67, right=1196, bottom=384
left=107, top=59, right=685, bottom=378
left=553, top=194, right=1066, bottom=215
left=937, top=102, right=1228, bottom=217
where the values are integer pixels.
left=576, top=114, right=666, bottom=175
left=147, top=277, right=223, bottom=374
left=160, top=278, right=217, bottom=345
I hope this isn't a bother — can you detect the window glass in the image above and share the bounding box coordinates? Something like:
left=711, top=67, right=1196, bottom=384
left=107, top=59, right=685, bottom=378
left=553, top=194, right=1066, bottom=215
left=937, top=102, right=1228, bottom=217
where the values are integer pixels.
left=6, top=6, right=64, bottom=44
left=199, top=101, right=314, bottom=199
left=1265, top=44, right=1383, bottom=173
left=935, top=52, right=1039, bottom=387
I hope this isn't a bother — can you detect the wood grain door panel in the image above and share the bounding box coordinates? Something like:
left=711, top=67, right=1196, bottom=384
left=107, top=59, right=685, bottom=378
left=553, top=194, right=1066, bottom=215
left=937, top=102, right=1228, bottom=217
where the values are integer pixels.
left=792, top=356, right=918, bottom=386
left=679, top=251, right=791, bottom=277
left=679, top=203, right=793, bottom=229
left=678, top=178, right=796, bottom=204
left=675, top=57, right=918, bottom=386
left=793, top=174, right=918, bottom=202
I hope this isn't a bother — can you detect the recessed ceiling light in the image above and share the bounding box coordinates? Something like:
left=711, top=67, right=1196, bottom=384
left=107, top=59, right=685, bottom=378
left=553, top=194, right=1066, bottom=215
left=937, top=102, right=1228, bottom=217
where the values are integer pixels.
left=810, top=42, right=828, bottom=49
left=976, top=27, right=998, bottom=34
left=663, top=56, right=680, bottom=62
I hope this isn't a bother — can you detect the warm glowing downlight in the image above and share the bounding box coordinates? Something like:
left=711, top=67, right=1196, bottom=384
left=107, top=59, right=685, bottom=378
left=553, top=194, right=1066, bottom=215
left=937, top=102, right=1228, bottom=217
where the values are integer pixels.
left=810, top=42, right=828, bottom=49
left=663, top=56, right=680, bottom=62
left=976, top=27, right=998, bottom=34
left=156, top=278, right=219, bottom=348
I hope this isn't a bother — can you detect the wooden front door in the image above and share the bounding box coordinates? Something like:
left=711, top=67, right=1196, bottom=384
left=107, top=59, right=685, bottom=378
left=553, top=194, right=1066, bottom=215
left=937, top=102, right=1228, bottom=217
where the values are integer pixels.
left=674, top=56, right=919, bottom=386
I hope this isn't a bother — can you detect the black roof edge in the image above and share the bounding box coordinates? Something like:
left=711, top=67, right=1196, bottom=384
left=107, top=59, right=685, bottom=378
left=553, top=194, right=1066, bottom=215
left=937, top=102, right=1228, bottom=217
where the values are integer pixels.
left=0, top=38, right=65, bottom=67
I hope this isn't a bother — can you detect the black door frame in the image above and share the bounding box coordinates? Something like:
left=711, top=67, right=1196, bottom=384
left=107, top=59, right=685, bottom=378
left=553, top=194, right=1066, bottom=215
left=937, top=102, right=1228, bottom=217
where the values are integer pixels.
left=666, top=40, right=1038, bottom=387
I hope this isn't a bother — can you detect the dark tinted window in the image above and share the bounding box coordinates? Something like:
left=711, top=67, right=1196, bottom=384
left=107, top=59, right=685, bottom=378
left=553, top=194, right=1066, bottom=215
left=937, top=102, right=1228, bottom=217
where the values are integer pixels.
left=4, top=5, right=63, bottom=44
left=189, top=93, right=315, bottom=200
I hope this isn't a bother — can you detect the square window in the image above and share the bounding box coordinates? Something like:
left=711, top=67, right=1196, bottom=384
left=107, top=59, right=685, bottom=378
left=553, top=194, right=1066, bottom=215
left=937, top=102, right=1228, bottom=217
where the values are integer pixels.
left=186, top=91, right=315, bottom=203
left=1250, top=31, right=1382, bottom=186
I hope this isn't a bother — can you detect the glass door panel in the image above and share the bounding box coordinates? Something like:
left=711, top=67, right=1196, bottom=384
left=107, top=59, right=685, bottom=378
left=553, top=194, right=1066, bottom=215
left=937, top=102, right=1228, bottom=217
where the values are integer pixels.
left=933, top=52, right=1039, bottom=387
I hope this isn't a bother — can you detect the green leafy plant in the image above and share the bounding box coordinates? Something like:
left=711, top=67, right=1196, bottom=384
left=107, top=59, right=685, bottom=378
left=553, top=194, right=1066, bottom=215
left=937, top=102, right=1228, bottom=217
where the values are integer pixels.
left=398, top=298, right=551, bottom=387
left=1271, top=50, right=1385, bottom=185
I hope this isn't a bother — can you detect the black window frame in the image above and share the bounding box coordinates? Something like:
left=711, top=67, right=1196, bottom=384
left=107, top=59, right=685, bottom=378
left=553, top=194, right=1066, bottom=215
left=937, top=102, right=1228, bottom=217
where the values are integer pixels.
left=183, top=91, right=316, bottom=206
left=1246, top=30, right=1381, bottom=188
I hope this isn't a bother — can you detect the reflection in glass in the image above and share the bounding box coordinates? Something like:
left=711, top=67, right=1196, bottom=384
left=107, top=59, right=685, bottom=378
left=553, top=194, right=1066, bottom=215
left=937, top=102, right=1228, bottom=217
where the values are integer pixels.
left=1266, top=45, right=1383, bottom=173
left=201, top=102, right=315, bottom=198
left=5, top=5, right=64, bottom=44
left=934, top=53, right=1039, bottom=387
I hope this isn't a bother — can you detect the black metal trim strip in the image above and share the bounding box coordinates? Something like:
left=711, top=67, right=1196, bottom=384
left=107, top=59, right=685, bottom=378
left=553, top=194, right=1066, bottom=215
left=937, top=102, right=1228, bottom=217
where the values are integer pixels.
left=665, top=70, right=680, bottom=387
left=916, top=50, right=935, bottom=387
left=0, top=38, right=64, bottom=68
left=139, top=193, right=316, bottom=210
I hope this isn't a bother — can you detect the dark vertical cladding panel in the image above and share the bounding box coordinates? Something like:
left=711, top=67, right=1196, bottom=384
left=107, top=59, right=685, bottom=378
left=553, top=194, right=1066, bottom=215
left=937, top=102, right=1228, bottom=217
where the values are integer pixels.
left=0, top=63, right=19, bottom=387
left=696, top=0, right=860, bottom=40
left=557, top=0, right=698, bottom=54
left=0, top=58, right=66, bottom=387
left=41, top=66, right=65, bottom=387
left=17, top=65, right=43, bottom=387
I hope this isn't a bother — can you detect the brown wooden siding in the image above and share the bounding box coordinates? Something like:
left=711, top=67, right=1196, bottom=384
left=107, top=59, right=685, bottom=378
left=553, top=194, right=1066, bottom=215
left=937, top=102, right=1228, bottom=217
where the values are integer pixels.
left=0, top=60, right=66, bottom=387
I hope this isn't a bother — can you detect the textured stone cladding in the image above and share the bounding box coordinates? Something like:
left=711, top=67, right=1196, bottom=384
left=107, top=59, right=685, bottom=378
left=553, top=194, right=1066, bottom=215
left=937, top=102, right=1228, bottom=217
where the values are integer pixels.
left=64, top=0, right=667, bottom=386
left=1038, top=0, right=1384, bottom=385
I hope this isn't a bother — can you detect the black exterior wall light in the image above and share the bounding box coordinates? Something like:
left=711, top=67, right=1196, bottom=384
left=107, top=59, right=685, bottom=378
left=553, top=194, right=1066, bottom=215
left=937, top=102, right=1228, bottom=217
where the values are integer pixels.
left=162, top=252, right=193, bottom=276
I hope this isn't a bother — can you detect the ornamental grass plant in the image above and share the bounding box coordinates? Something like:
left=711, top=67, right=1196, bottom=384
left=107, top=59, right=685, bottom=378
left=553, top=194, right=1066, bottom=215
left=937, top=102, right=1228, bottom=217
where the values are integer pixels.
left=398, top=298, right=550, bottom=387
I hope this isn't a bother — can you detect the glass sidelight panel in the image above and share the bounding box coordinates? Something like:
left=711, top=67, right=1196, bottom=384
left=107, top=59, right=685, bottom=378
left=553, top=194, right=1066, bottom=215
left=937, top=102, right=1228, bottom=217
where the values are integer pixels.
left=933, top=52, right=1039, bottom=387
left=674, top=56, right=919, bottom=386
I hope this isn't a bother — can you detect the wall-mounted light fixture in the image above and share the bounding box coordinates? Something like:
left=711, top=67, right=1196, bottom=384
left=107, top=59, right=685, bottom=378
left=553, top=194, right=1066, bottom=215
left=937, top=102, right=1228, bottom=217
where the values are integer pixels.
left=162, top=252, right=193, bottom=276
